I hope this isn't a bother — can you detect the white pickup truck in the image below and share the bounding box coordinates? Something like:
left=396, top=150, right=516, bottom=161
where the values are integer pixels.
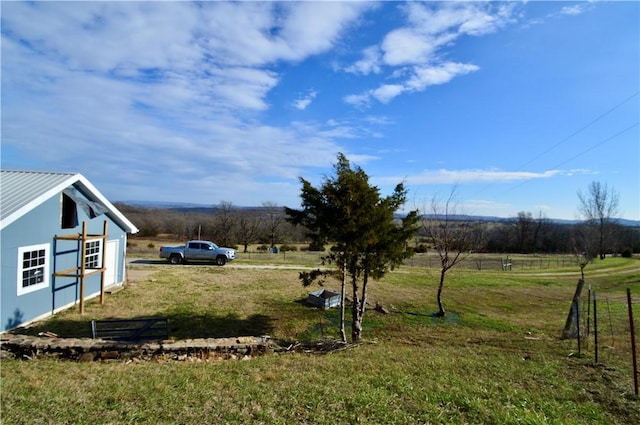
left=159, top=240, right=236, bottom=266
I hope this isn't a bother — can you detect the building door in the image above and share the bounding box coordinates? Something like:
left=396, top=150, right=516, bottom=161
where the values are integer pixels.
left=105, top=240, right=119, bottom=286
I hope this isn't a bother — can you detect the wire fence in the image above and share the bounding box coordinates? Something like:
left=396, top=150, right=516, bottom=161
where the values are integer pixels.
left=418, top=274, right=639, bottom=397
left=404, top=253, right=578, bottom=271
left=235, top=250, right=581, bottom=271
left=560, top=281, right=639, bottom=396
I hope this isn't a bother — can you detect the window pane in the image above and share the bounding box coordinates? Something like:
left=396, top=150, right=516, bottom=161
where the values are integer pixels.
left=18, top=244, right=49, bottom=294
left=84, top=240, right=101, bottom=269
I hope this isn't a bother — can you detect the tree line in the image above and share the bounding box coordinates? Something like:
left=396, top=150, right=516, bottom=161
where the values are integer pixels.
left=116, top=202, right=639, bottom=257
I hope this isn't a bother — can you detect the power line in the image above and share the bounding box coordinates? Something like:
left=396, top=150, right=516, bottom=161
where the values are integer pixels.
left=502, top=121, right=639, bottom=194
left=549, top=121, right=639, bottom=170
left=514, top=91, right=639, bottom=171
left=471, top=91, right=639, bottom=200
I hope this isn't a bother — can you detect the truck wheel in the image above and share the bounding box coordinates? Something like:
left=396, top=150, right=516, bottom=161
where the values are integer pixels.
left=215, top=256, right=227, bottom=266
left=169, top=254, right=182, bottom=265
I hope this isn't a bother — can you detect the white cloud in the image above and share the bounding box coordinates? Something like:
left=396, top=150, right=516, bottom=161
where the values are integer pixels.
left=293, top=90, right=318, bottom=110
left=371, top=84, right=405, bottom=103
left=344, top=2, right=518, bottom=106
left=1, top=1, right=383, bottom=205
left=394, top=168, right=598, bottom=187
left=381, top=28, right=436, bottom=66
left=343, top=92, right=372, bottom=109
left=198, top=1, right=373, bottom=67
left=345, top=45, right=382, bottom=75
left=406, top=62, right=480, bottom=90
left=560, top=5, right=590, bottom=16
left=280, top=2, right=373, bottom=60
left=210, top=67, right=280, bottom=111
left=2, top=1, right=371, bottom=118
left=566, top=168, right=598, bottom=177
left=378, top=169, right=565, bottom=186
left=346, top=61, right=480, bottom=105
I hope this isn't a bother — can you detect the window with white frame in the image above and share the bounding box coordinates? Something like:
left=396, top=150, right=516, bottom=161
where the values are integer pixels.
left=17, top=244, right=50, bottom=296
left=85, top=239, right=102, bottom=269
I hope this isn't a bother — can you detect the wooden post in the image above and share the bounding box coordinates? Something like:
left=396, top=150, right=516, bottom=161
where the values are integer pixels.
left=627, top=288, right=638, bottom=397
left=586, top=284, right=592, bottom=341
left=79, top=221, right=87, bottom=314
left=99, top=220, right=108, bottom=305
left=340, top=257, right=346, bottom=343
left=593, top=291, right=598, bottom=364
left=562, top=279, right=584, bottom=340
left=577, top=296, right=581, bottom=356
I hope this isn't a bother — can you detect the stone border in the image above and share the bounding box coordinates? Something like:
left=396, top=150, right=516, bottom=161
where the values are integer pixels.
left=0, top=334, right=280, bottom=362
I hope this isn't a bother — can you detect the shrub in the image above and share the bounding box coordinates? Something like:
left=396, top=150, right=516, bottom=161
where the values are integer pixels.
left=307, top=240, right=325, bottom=252
left=621, top=247, right=633, bottom=258
left=147, top=243, right=155, bottom=249
left=414, top=243, right=428, bottom=253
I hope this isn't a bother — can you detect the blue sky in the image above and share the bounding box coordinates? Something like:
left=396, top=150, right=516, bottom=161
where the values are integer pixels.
left=2, top=1, right=638, bottom=220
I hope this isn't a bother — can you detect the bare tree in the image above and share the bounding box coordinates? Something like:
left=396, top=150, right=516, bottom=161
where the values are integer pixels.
left=570, top=222, right=598, bottom=280
left=514, top=211, right=533, bottom=253
left=423, top=188, right=483, bottom=317
left=262, top=201, right=284, bottom=248
left=213, top=201, right=236, bottom=246
left=236, top=210, right=262, bottom=253
left=577, top=181, right=620, bottom=260
left=166, top=213, right=191, bottom=240
left=532, top=211, right=549, bottom=252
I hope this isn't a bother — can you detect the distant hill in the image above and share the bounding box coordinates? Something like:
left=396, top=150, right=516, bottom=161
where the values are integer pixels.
left=117, top=200, right=640, bottom=227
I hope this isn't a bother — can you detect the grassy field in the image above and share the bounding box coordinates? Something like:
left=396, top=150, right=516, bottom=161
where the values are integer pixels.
left=2, top=248, right=639, bottom=424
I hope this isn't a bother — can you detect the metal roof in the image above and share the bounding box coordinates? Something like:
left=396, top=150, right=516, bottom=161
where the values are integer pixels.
left=0, top=170, right=139, bottom=233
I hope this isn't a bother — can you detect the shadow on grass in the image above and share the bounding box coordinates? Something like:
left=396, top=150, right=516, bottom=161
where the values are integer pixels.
left=402, top=311, right=461, bottom=324
left=11, top=313, right=274, bottom=340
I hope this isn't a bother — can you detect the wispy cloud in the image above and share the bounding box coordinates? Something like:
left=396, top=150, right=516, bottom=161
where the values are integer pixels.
left=560, top=4, right=591, bottom=16
left=292, top=90, right=318, bottom=110
left=410, top=169, right=563, bottom=185
left=522, top=1, right=595, bottom=28
left=344, top=45, right=382, bottom=75
left=0, top=1, right=376, bottom=204
left=344, top=2, right=518, bottom=106
left=377, top=168, right=595, bottom=186
left=1, top=0, right=633, bottom=219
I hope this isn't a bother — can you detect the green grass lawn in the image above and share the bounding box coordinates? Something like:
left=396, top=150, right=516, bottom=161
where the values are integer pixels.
left=2, top=256, right=639, bottom=424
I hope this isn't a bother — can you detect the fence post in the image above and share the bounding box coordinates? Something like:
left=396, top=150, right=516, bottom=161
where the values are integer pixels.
left=577, top=295, right=582, bottom=356
left=593, top=291, right=598, bottom=364
left=562, top=279, right=585, bottom=344
left=627, top=288, right=638, bottom=397
left=587, top=285, right=591, bottom=338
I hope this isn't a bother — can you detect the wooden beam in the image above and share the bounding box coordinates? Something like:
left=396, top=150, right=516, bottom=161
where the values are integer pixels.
left=55, top=221, right=110, bottom=314
left=53, top=268, right=105, bottom=278
left=54, top=234, right=82, bottom=241
left=79, top=222, right=87, bottom=314
left=99, top=220, right=108, bottom=305
left=54, top=233, right=104, bottom=241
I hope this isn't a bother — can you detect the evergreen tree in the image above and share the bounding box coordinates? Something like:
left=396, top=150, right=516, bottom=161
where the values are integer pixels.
left=286, top=153, right=419, bottom=342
